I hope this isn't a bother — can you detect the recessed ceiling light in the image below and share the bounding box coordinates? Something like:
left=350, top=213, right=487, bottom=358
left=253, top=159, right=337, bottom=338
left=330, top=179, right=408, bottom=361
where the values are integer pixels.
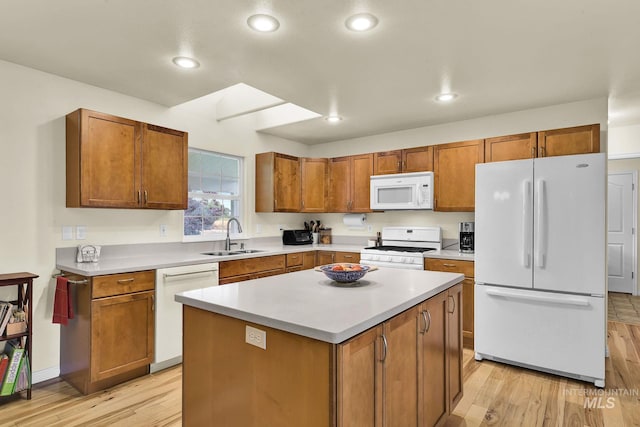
left=435, top=93, right=458, bottom=102
left=345, top=13, right=379, bottom=31
left=325, top=115, right=343, bottom=123
left=172, top=56, right=200, bottom=69
left=247, top=14, right=280, bottom=32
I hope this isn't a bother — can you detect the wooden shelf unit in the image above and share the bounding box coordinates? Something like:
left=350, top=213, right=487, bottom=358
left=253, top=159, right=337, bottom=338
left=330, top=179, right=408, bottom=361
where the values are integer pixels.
left=0, top=272, right=37, bottom=400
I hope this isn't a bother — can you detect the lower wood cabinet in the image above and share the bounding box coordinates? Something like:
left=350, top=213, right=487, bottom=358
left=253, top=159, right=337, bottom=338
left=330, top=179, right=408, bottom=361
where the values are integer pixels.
left=316, top=251, right=361, bottom=266
left=60, top=270, right=155, bottom=395
left=285, top=252, right=316, bottom=272
left=219, top=255, right=286, bottom=284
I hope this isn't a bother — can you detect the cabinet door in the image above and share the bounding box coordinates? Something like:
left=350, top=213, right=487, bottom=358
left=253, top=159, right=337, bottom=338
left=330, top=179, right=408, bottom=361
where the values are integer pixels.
left=141, top=124, right=187, bottom=209
left=462, top=277, right=474, bottom=349
left=373, top=150, right=402, bottom=175
left=337, top=325, right=383, bottom=427
left=350, top=153, right=373, bottom=212
left=383, top=307, right=419, bottom=427
left=302, top=252, right=316, bottom=270
left=301, top=158, right=328, bottom=212
left=334, top=251, right=360, bottom=263
left=447, top=283, right=463, bottom=409
left=403, top=146, right=433, bottom=172
left=538, top=124, right=600, bottom=157
left=286, top=253, right=304, bottom=268
left=433, top=139, right=484, bottom=211
left=274, top=154, right=301, bottom=212
left=316, top=251, right=335, bottom=266
left=77, top=109, right=142, bottom=208
left=329, top=157, right=351, bottom=212
left=91, top=291, right=154, bottom=382
left=485, top=132, right=537, bottom=162
left=419, top=291, right=448, bottom=427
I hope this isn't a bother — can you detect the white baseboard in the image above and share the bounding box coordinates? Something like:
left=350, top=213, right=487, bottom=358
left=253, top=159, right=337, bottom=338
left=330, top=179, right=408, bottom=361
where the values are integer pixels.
left=32, top=366, right=60, bottom=384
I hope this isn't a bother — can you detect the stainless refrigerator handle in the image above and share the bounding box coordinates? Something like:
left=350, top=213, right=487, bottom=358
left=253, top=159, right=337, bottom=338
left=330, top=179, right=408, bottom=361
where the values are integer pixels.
left=535, top=179, right=546, bottom=268
left=522, top=180, right=531, bottom=268
left=485, top=288, right=590, bottom=306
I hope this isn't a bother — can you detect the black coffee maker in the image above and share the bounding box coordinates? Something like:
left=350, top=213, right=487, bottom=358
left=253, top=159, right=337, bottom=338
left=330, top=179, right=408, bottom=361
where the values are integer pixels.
left=459, top=222, right=475, bottom=253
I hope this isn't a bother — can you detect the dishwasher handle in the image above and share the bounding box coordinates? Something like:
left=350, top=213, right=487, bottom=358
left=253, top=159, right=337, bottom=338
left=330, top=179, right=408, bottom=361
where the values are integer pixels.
left=163, top=269, right=218, bottom=280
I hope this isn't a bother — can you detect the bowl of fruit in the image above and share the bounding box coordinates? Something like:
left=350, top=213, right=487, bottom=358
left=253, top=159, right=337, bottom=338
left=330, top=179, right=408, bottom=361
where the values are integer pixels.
left=318, top=263, right=371, bottom=283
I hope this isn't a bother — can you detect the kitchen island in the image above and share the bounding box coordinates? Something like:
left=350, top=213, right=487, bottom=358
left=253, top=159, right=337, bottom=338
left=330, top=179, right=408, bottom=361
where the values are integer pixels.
left=176, top=267, right=464, bottom=427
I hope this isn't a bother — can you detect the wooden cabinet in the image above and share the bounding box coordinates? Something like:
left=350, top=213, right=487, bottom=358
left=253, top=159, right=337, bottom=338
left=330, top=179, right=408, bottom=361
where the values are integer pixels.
left=373, top=146, right=434, bottom=175
left=433, top=139, right=484, bottom=211
left=60, top=270, right=155, bottom=395
left=315, top=251, right=360, bottom=266
left=485, top=124, right=600, bottom=162
left=65, top=109, right=187, bottom=209
left=329, top=154, right=373, bottom=212
left=255, top=152, right=301, bottom=212
left=538, top=124, right=600, bottom=157
left=0, top=272, right=37, bottom=400
left=447, top=283, right=463, bottom=409
left=485, top=132, right=537, bottom=162
left=425, top=259, right=475, bottom=349
left=218, top=255, right=286, bottom=284
left=300, top=158, right=328, bottom=212
left=285, top=252, right=316, bottom=273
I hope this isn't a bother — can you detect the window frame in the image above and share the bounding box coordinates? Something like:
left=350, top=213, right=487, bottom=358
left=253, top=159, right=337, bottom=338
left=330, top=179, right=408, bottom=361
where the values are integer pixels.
left=183, top=148, right=245, bottom=242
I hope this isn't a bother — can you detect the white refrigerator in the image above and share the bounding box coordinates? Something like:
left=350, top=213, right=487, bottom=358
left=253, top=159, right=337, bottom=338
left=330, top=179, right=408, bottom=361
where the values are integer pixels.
left=474, top=152, right=606, bottom=387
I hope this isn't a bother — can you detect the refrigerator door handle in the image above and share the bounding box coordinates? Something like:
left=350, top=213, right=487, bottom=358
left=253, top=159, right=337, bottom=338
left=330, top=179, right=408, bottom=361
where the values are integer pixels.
left=535, top=179, right=546, bottom=268
left=485, top=288, right=590, bottom=306
left=522, top=180, right=532, bottom=268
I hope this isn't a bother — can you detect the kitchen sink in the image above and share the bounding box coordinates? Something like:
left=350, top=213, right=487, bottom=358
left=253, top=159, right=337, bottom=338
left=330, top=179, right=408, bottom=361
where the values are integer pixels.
left=201, top=251, right=242, bottom=256
left=234, top=249, right=263, bottom=253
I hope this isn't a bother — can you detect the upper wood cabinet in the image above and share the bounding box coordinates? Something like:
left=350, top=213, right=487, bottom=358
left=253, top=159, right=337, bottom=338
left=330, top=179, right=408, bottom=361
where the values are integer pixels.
left=538, top=124, right=600, bottom=157
left=485, top=124, right=600, bottom=162
left=65, top=109, right=187, bottom=209
left=255, top=152, right=301, bottom=212
left=373, top=146, right=433, bottom=175
left=485, top=132, right=537, bottom=162
left=329, top=154, right=373, bottom=213
left=433, top=139, right=484, bottom=211
left=300, top=158, right=328, bottom=212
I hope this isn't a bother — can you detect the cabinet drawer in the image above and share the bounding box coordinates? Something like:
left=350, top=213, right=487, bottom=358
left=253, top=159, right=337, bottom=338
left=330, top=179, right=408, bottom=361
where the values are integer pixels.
left=219, top=255, right=286, bottom=279
left=425, top=259, right=474, bottom=277
left=334, top=251, right=360, bottom=263
left=286, top=253, right=304, bottom=267
left=92, top=270, right=155, bottom=299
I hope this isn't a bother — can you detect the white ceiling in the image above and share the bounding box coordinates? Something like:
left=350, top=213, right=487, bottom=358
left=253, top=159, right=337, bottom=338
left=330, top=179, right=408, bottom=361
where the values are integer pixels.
left=2, top=0, right=640, bottom=144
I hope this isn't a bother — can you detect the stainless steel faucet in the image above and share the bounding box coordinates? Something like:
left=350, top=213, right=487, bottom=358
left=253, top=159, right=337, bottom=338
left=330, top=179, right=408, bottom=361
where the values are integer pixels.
left=225, top=217, right=243, bottom=251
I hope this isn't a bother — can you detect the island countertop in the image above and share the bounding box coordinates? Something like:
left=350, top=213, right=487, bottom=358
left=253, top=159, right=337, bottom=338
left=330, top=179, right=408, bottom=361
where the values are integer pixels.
left=175, top=267, right=463, bottom=344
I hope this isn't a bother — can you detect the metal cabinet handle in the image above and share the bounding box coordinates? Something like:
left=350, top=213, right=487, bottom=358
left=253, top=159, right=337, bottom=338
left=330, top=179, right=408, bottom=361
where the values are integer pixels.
left=443, top=263, right=456, bottom=268
left=344, top=255, right=353, bottom=259
left=531, top=146, right=536, bottom=157
left=144, top=190, right=148, bottom=204
left=151, top=294, right=155, bottom=312
left=380, top=334, right=388, bottom=362
left=397, top=161, right=401, bottom=170
left=117, top=278, right=135, bottom=284
left=448, top=295, right=456, bottom=314
left=420, top=310, right=431, bottom=334
left=137, top=190, right=141, bottom=204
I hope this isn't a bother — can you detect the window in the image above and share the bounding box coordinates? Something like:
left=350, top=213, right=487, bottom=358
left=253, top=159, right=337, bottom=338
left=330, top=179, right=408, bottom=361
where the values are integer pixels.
left=184, top=148, right=243, bottom=239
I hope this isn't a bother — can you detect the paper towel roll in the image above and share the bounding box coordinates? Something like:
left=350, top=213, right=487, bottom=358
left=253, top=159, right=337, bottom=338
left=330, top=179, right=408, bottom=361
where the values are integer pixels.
left=343, top=213, right=366, bottom=228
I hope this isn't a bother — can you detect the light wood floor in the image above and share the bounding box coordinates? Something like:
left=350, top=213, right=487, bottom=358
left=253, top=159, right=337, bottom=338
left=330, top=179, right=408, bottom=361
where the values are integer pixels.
left=1, top=322, right=638, bottom=426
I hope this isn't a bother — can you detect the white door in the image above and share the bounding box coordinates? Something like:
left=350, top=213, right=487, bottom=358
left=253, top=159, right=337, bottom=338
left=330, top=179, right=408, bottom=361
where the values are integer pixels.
left=533, top=153, right=606, bottom=295
left=475, top=159, right=534, bottom=288
left=608, top=172, right=636, bottom=294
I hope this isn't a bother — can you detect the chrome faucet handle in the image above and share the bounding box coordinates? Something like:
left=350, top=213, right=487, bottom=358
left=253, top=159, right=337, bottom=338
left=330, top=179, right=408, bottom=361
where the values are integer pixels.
left=240, top=242, right=245, bottom=250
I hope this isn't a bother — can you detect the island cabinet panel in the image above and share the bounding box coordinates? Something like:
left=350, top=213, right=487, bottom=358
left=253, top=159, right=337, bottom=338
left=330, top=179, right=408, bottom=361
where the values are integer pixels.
left=447, top=283, right=464, bottom=409
left=182, top=306, right=334, bottom=427
left=433, top=139, right=484, bottom=211
left=538, top=124, right=600, bottom=157
left=66, top=108, right=187, bottom=209
left=218, top=255, right=286, bottom=284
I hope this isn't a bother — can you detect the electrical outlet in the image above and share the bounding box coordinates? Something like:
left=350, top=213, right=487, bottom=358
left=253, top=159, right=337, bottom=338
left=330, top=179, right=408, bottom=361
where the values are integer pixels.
left=160, top=224, right=167, bottom=237
left=76, top=225, right=86, bottom=240
left=255, top=223, right=262, bottom=234
left=278, top=224, right=284, bottom=231
left=245, top=325, right=266, bottom=350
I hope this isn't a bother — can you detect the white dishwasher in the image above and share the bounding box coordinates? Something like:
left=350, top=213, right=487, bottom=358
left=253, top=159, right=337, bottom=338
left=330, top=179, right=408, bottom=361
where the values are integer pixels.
left=152, top=262, right=218, bottom=373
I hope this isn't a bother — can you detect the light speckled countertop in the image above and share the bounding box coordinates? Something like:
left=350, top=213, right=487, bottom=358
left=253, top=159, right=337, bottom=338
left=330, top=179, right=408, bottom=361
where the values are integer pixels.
left=175, top=267, right=463, bottom=343
left=424, top=249, right=475, bottom=261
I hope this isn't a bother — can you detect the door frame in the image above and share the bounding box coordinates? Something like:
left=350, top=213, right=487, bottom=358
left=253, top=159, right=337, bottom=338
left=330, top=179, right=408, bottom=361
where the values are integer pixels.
left=608, top=170, right=638, bottom=296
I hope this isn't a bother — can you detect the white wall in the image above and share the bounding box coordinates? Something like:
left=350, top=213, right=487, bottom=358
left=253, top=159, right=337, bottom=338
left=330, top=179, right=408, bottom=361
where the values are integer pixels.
left=0, top=57, right=609, bottom=379
left=609, top=123, right=640, bottom=157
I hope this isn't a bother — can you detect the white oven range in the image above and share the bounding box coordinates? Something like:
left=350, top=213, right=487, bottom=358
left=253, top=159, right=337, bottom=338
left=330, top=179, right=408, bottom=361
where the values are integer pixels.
left=360, top=226, right=442, bottom=270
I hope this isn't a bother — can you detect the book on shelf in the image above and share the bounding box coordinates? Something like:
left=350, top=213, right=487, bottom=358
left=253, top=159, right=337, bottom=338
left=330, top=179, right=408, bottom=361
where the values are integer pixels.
left=0, top=340, right=24, bottom=396
left=13, top=351, right=30, bottom=393
left=0, top=302, right=13, bottom=335
left=0, top=354, right=8, bottom=385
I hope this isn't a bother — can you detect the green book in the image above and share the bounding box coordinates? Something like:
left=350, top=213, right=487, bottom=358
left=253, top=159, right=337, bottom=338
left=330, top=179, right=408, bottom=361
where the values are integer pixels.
left=0, top=341, right=24, bottom=396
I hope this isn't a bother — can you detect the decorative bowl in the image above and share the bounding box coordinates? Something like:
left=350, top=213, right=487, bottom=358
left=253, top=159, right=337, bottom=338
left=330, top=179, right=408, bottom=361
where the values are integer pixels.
left=318, top=263, right=371, bottom=283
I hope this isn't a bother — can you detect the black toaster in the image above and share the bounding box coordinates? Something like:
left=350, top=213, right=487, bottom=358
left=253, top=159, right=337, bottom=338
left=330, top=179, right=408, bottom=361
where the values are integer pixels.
left=282, top=229, right=313, bottom=245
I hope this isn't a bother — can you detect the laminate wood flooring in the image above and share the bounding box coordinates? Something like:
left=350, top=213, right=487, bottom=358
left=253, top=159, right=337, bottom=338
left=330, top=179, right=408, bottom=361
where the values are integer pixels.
left=1, top=322, right=638, bottom=426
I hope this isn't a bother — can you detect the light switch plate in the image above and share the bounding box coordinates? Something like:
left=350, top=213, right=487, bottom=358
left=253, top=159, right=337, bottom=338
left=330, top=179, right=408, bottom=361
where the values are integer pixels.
left=159, top=224, right=167, bottom=237
left=76, top=225, right=86, bottom=240
left=245, top=325, right=266, bottom=350
left=62, top=226, right=74, bottom=240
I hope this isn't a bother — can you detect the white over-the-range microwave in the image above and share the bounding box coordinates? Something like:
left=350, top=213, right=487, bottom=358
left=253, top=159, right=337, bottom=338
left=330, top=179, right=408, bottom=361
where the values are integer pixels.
left=370, top=171, right=434, bottom=210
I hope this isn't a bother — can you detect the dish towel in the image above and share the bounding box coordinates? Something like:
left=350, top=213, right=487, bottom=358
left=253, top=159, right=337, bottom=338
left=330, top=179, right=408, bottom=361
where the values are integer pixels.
left=52, top=276, right=74, bottom=325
